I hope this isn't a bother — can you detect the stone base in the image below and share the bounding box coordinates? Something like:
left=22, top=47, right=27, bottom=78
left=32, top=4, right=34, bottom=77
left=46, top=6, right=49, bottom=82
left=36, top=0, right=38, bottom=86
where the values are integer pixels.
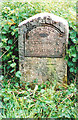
left=19, top=57, right=67, bottom=84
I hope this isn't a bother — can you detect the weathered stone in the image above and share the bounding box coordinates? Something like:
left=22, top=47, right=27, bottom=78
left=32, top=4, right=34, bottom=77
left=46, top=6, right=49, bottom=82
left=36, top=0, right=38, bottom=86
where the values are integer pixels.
left=18, top=12, right=69, bottom=84
left=24, top=25, right=65, bottom=57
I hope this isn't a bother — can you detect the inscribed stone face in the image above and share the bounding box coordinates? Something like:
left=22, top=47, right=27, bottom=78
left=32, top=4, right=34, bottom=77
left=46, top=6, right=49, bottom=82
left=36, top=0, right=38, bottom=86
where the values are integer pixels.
left=18, top=13, right=69, bottom=84
left=25, top=25, right=65, bottom=57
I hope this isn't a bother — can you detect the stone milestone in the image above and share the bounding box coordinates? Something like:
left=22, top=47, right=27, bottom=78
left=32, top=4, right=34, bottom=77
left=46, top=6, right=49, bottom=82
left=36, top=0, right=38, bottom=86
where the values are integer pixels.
left=18, top=13, right=69, bottom=84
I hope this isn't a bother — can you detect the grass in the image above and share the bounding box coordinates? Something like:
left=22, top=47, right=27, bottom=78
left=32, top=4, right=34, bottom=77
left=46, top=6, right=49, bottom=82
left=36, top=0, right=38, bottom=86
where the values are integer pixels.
left=1, top=81, right=77, bottom=118
left=0, top=0, right=76, bottom=30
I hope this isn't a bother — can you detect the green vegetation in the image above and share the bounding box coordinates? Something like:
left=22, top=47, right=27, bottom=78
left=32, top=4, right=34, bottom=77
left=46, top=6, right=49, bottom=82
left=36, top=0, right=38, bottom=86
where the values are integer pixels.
left=0, top=0, right=77, bottom=83
left=0, top=0, right=77, bottom=119
left=0, top=81, right=77, bottom=118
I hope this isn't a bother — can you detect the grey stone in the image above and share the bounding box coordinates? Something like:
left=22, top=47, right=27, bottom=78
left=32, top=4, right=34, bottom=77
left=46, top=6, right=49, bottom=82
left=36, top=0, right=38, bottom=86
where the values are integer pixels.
left=18, top=12, right=69, bottom=84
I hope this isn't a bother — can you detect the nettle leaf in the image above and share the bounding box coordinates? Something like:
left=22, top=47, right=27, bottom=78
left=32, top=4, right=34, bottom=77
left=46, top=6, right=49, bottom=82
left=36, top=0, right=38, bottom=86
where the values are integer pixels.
left=15, top=71, right=21, bottom=78
left=10, top=63, right=16, bottom=68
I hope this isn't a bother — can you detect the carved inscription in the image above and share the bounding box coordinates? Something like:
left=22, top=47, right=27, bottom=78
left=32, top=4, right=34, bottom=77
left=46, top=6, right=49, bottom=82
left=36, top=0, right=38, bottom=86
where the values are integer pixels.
left=25, top=25, right=65, bottom=57
left=18, top=13, right=69, bottom=83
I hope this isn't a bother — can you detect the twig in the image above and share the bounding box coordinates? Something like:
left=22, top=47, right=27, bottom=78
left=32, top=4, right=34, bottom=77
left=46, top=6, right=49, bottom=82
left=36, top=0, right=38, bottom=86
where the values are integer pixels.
left=61, top=93, right=74, bottom=103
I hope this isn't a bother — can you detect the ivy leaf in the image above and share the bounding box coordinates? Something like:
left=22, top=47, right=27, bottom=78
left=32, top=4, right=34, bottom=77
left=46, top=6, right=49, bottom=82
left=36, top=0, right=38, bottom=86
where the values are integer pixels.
left=11, top=32, right=15, bottom=35
left=70, top=68, right=74, bottom=72
left=2, top=30, right=7, bottom=34
left=15, top=71, right=21, bottom=78
left=76, top=46, right=78, bottom=51
left=5, top=46, right=10, bottom=51
left=2, top=38, right=8, bottom=43
left=4, top=24, right=9, bottom=31
left=14, top=83, right=19, bottom=87
left=10, top=69, right=15, bottom=73
left=8, top=40, right=13, bottom=45
left=11, top=46, right=14, bottom=50
left=71, top=53, right=76, bottom=57
left=10, top=63, right=16, bottom=68
left=11, top=26, right=15, bottom=30
left=73, top=69, right=77, bottom=74
left=0, top=43, right=3, bottom=48
left=72, top=58, right=76, bottom=62
left=0, top=75, right=4, bottom=81
left=71, top=39, right=77, bottom=43
left=68, top=61, right=73, bottom=66
left=70, top=31, right=76, bottom=39
left=4, top=97, right=10, bottom=102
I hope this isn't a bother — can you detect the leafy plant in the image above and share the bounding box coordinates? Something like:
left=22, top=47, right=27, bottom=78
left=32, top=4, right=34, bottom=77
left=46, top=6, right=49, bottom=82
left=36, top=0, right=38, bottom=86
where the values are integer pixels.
left=0, top=0, right=77, bottom=84
left=0, top=0, right=77, bottom=118
left=0, top=81, right=77, bottom=119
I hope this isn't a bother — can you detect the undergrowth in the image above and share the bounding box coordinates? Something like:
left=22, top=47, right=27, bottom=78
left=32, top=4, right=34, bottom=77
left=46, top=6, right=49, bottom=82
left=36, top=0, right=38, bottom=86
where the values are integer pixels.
left=0, top=81, right=77, bottom=119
